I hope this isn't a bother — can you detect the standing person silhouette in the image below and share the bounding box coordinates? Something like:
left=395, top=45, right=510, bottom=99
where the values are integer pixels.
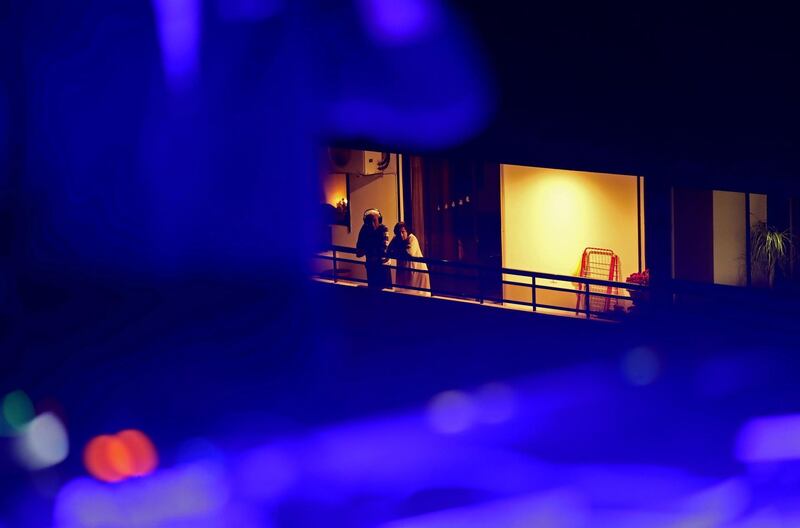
left=388, top=222, right=430, bottom=295
left=356, top=209, right=391, bottom=290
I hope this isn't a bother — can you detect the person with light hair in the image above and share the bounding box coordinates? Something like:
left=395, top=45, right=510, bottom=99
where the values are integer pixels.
left=388, top=222, right=431, bottom=296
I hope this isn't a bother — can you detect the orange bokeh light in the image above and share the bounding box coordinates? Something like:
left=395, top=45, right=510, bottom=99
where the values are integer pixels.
left=84, top=435, right=127, bottom=483
left=117, top=429, right=158, bottom=476
left=83, top=429, right=158, bottom=483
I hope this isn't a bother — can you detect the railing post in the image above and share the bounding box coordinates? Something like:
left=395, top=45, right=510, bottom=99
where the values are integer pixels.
left=531, top=274, right=537, bottom=312
left=478, top=269, right=484, bottom=304
left=584, top=282, right=591, bottom=319
left=332, top=249, right=338, bottom=283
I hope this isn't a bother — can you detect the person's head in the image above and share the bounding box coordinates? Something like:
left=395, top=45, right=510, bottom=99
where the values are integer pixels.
left=363, top=209, right=380, bottom=229
left=394, top=222, right=409, bottom=240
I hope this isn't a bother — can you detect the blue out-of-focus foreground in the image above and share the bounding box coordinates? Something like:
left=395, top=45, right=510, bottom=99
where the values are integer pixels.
left=4, top=1, right=800, bottom=527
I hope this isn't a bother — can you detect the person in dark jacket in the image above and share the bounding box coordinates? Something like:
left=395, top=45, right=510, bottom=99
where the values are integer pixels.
left=356, top=209, right=391, bottom=290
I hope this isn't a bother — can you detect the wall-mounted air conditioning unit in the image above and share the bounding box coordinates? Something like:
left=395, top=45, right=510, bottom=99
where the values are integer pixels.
left=327, top=148, right=390, bottom=176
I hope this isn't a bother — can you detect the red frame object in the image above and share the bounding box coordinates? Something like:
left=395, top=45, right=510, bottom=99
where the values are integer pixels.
left=575, top=247, right=620, bottom=315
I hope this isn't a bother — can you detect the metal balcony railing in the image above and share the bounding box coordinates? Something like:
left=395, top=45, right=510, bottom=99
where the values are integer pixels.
left=313, top=245, right=647, bottom=321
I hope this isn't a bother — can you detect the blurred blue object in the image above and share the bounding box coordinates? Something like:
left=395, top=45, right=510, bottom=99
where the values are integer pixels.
left=357, top=0, right=441, bottom=46
left=736, top=414, right=800, bottom=463
left=54, top=461, right=230, bottom=527
left=215, top=0, right=285, bottom=21
left=15, top=0, right=491, bottom=283
left=46, top=362, right=798, bottom=526
left=8, top=1, right=800, bottom=527
left=151, top=0, right=201, bottom=92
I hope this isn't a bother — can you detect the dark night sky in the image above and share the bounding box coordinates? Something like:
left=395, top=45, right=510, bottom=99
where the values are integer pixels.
left=442, top=3, right=800, bottom=190
left=5, top=2, right=799, bottom=191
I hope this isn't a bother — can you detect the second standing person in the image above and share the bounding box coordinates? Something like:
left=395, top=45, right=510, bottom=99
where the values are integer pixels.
left=388, top=221, right=431, bottom=295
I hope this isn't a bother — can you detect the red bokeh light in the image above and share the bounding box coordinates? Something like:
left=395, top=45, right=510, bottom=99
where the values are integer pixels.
left=83, top=429, right=158, bottom=483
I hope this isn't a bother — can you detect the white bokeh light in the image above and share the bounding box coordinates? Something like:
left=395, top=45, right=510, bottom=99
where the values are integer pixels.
left=426, top=390, right=476, bottom=434
left=14, top=412, right=69, bottom=470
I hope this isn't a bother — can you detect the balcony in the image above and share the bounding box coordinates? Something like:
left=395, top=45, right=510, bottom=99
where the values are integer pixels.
left=313, top=245, right=646, bottom=322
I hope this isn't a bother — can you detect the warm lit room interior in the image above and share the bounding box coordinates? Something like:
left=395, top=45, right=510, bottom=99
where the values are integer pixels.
left=501, top=164, right=645, bottom=314
left=316, top=149, right=649, bottom=317
left=316, top=149, right=403, bottom=285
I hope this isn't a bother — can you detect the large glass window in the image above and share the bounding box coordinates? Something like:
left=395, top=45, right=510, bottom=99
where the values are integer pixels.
left=673, top=188, right=767, bottom=287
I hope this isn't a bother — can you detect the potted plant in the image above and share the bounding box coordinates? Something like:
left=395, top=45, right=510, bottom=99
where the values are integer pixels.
left=625, top=269, right=650, bottom=306
left=750, top=221, right=790, bottom=288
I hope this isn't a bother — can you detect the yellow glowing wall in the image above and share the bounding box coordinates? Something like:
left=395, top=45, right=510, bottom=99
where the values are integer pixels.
left=322, top=173, right=348, bottom=207
left=501, top=164, right=641, bottom=309
left=712, top=191, right=746, bottom=286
